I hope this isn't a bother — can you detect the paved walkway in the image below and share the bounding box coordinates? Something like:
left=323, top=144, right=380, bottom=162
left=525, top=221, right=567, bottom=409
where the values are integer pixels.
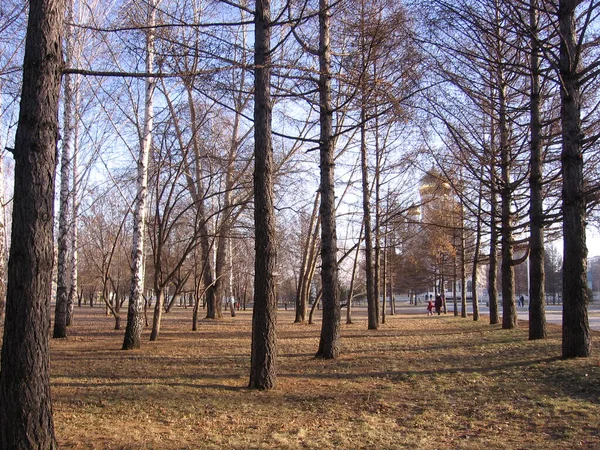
left=391, top=302, right=600, bottom=331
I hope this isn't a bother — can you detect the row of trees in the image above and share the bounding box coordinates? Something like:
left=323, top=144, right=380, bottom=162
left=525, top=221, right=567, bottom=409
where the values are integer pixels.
left=0, top=0, right=599, bottom=447
left=409, top=0, right=599, bottom=352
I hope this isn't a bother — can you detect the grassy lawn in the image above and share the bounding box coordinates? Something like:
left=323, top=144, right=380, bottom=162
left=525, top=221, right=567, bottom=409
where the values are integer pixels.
left=47, top=306, right=600, bottom=449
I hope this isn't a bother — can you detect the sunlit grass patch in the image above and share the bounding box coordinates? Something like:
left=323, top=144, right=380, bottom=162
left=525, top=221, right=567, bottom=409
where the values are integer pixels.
left=46, top=307, right=600, bottom=449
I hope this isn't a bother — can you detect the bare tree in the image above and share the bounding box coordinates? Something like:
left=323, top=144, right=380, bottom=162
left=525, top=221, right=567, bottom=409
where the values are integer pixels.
left=123, top=0, right=158, bottom=350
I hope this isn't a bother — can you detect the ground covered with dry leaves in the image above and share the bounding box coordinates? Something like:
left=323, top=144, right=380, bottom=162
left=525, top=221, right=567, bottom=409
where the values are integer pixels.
left=48, top=305, right=600, bottom=449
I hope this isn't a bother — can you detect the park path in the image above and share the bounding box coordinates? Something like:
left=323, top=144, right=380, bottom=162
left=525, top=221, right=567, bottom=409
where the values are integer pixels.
left=389, top=302, right=600, bottom=331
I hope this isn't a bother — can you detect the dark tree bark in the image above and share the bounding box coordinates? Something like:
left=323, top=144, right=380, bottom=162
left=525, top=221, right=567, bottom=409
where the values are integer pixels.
left=358, top=3, right=377, bottom=330
left=149, top=288, right=164, bottom=341
left=528, top=0, right=547, bottom=340
left=0, top=0, right=63, bottom=446
left=249, top=0, right=277, bottom=389
left=488, top=175, right=500, bottom=325
left=360, top=107, right=378, bottom=329
left=460, top=207, right=467, bottom=318
left=316, top=0, right=340, bottom=359
left=471, top=179, right=483, bottom=322
left=499, top=79, right=517, bottom=330
left=199, top=204, right=218, bottom=321
left=559, top=0, right=590, bottom=358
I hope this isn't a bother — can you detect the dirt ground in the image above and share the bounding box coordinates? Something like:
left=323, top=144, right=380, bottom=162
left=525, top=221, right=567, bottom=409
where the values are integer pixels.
left=45, top=305, right=600, bottom=449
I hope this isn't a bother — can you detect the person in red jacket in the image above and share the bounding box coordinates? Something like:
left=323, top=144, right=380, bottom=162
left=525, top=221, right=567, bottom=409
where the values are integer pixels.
left=427, top=298, right=434, bottom=316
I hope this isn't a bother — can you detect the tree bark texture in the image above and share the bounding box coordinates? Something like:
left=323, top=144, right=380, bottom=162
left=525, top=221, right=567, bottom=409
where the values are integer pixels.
left=0, top=0, right=64, bottom=446
left=499, top=80, right=517, bottom=329
left=361, top=112, right=377, bottom=330
left=123, top=0, right=156, bottom=350
left=460, top=213, right=467, bottom=318
left=528, top=0, right=547, bottom=340
left=559, top=0, right=590, bottom=358
left=488, top=177, right=500, bottom=325
left=54, top=0, right=75, bottom=338
left=471, top=182, right=483, bottom=322
left=67, top=123, right=79, bottom=326
left=149, top=288, right=164, bottom=341
left=249, top=0, right=277, bottom=389
left=0, top=96, right=6, bottom=323
left=316, top=0, right=340, bottom=359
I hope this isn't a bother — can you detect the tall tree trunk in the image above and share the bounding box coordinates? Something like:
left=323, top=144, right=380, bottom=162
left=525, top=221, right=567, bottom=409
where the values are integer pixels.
left=460, top=203, right=467, bottom=318
left=0, top=0, right=63, bottom=446
left=359, top=2, right=377, bottom=330
left=0, top=88, right=6, bottom=323
left=149, top=287, right=164, bottom=341
left=53, top=0, right=75, bottom=338
left=381, top=233, right=387, bottom=324
left=249, top=0, right=277, bottom=389
left=471, top=180, right=483, bottom=322
left=528, top=0, right=547, bottom=340
left=361, top=111, right=377, bottom=329
left=316, top=0, right=340, bottom=359
left=488, top=178, right=500, bottom=325
left=559, top=0, right=590, bottom=358
left=123, top=0, right=156, bottom=350
left=388, top=256, right=395, bottom=316
left=200, top=217, right=217, bottom=319
left=67, top=111, right=79, bottom=326
left=499, top=79, right=517, bottom=329
left=453, top=253, right=458, bottom=316
left=374, top=108, right=382, bottom=325
left=214, top=234, right=228, bottom=319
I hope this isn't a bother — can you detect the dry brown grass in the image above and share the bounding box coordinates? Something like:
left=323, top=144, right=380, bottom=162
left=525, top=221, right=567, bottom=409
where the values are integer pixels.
left=46, top=306, right=600, bottom=449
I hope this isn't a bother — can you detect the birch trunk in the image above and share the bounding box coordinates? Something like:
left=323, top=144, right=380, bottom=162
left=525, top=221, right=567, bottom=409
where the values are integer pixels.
left=53, top=0, right=75, bottom=338
left=123, top=0, right=156, bottom=350
left=67, top=104, right=80, bottom=326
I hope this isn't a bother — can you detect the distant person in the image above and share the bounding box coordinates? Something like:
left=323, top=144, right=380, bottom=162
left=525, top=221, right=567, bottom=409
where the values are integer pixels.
left=427, top=298, right=434, bottom=316
left=435, top=294, right=443, bottom=315
left=519, top=295, right=525, bottom=308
